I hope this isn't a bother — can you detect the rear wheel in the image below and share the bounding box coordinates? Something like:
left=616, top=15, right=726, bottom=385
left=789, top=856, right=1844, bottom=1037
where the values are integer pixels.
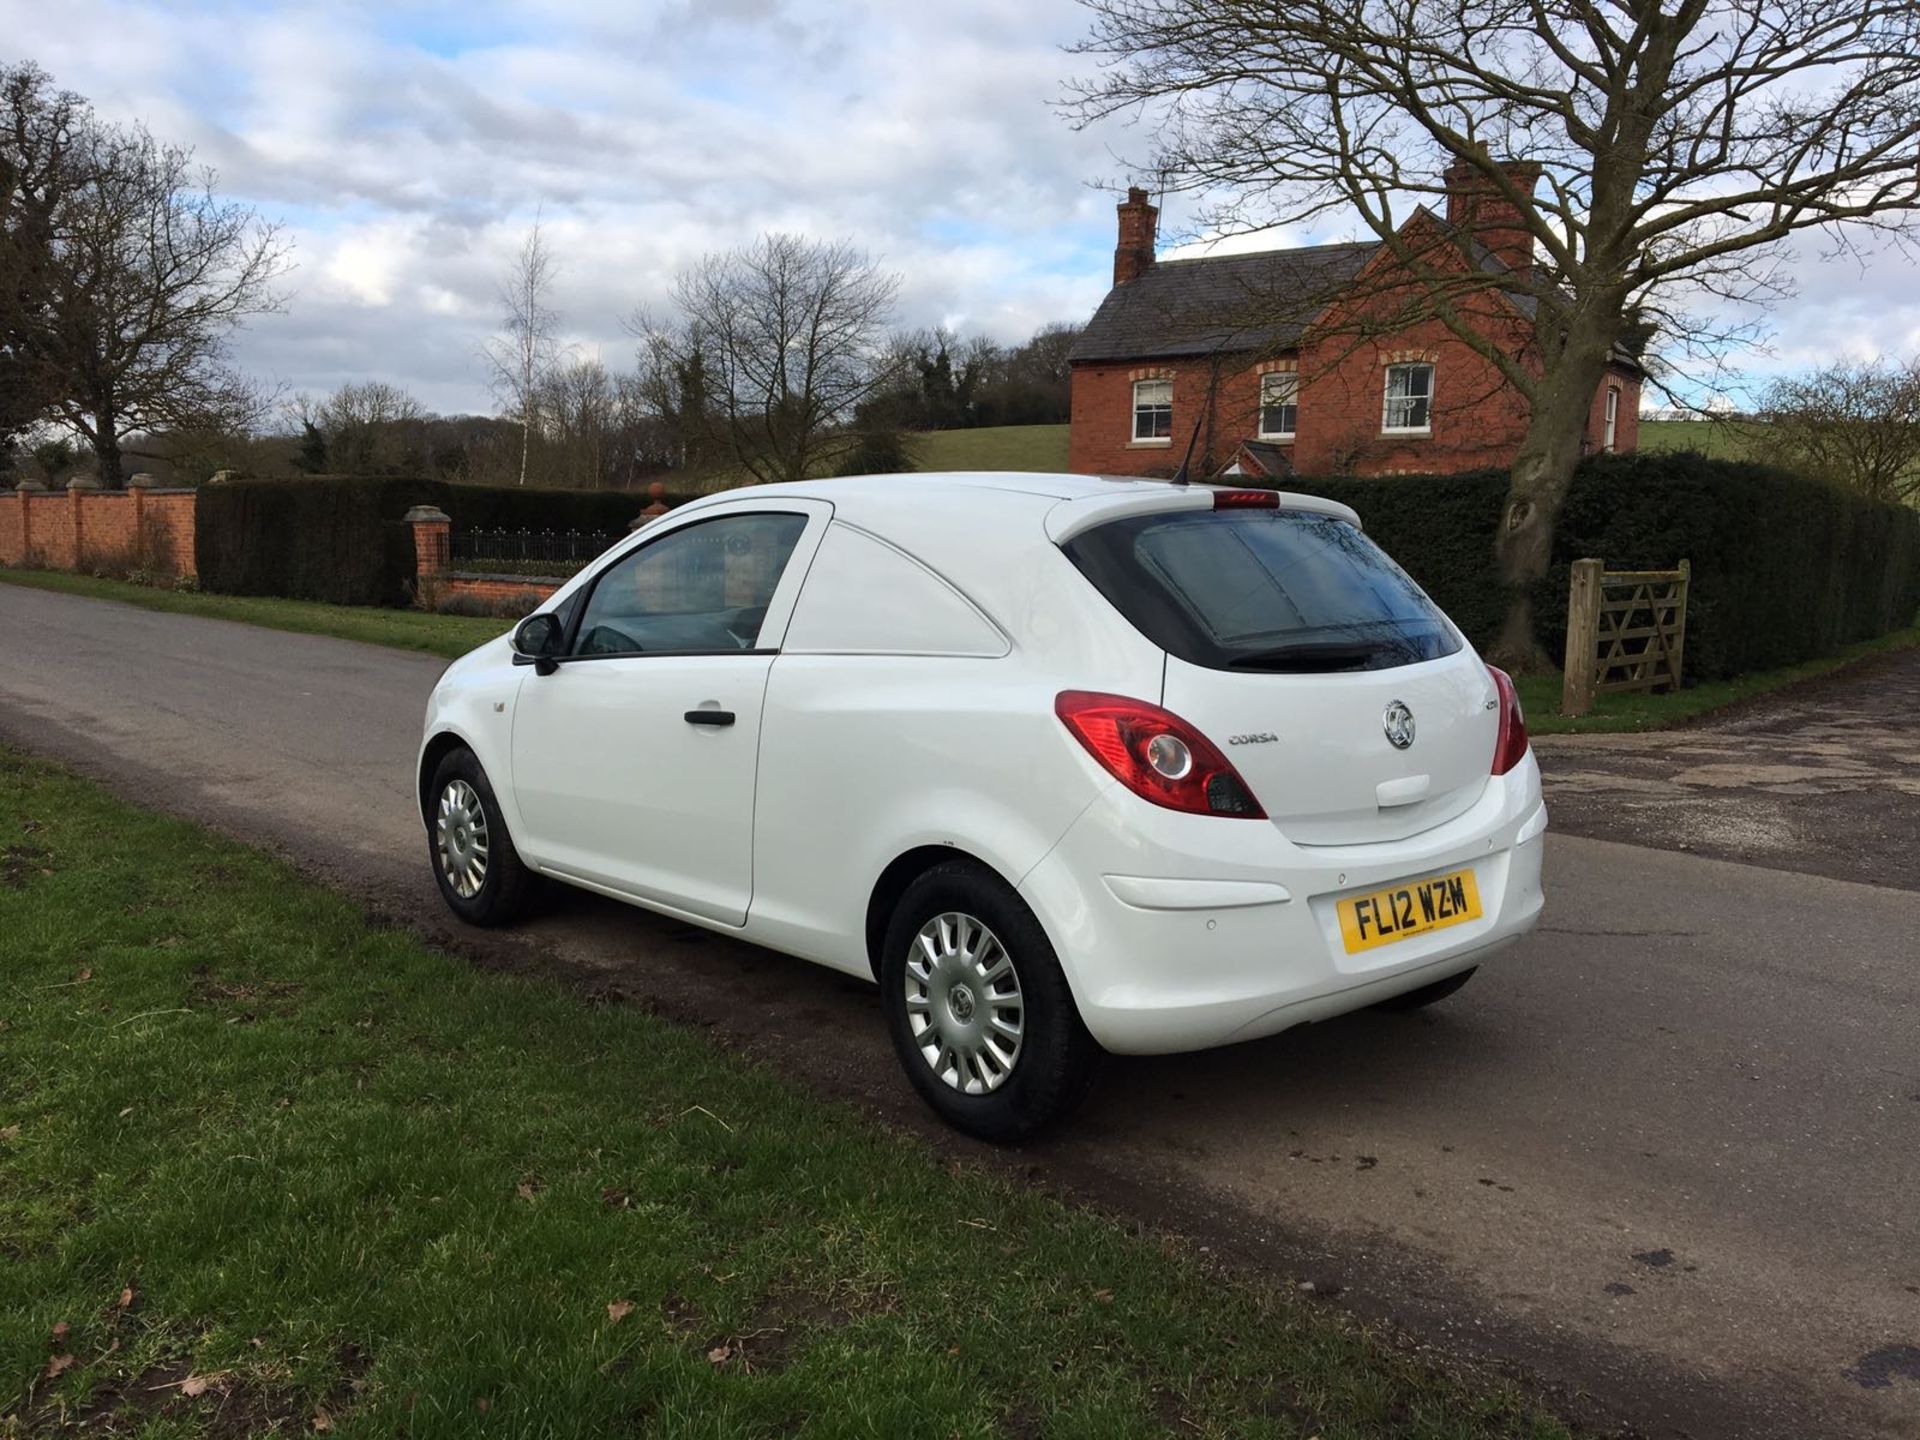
left=427, top=748, right=540, bottom=926
left=1373, top=965, right=1477, bottom=1012
left=881, top=861, right=1101, bottom=1143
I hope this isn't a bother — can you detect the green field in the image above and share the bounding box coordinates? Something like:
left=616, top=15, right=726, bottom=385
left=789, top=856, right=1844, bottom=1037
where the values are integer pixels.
left=0, top=749, right=1571, bottom=1439
left=1635, top=418, right=1767, bottom=459
left=910, top=424, right=1072, bottom=473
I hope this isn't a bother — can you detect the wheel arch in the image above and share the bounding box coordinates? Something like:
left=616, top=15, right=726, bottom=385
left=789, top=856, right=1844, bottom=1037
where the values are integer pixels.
left=864, top=844, right=1017, bottom=982
left=417, top=730, right=473, bottom=824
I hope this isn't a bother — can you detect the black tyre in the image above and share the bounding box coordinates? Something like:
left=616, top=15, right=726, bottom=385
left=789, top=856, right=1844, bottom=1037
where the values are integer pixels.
left=426, top=748, right=541, bottom=926
left=1372, top=965, right=1477, bottom=1012
left=881, top=860, right=1102, bottom=1142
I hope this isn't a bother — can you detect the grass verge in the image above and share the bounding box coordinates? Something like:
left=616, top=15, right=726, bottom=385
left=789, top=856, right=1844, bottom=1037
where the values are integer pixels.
left=0, top=749, right=1568, bottom=1439
left=0, top=568, right=502, bottom=660
left=1520, top=624, right=1920, bottom=735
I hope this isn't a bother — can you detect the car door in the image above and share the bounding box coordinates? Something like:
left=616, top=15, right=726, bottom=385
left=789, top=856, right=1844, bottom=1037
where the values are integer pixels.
left=508, top=501, right=830, bottom=926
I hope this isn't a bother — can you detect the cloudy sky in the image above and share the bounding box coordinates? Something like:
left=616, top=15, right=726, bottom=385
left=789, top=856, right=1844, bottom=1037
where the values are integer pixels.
left=5, top=0, right=1917, bottom=418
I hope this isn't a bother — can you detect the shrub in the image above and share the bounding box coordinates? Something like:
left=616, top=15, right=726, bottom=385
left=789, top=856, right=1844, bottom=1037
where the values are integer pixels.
left=431, top=587, right=550, bottom=620
left=1295, top=467, right=1514, bottom=649
left=1303, top=453, right=1920, bottom=682
left=1548, top=452, right=1920, bottom=679
left=835, top=429, right=915, bottom=476
left=195, top=477, right=444, bottom=605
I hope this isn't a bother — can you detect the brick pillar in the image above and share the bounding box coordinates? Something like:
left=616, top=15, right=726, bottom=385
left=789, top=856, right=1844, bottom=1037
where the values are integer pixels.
left=16, top=479, right=46, bottom=565
left=629, top=481, right=672, bottom=531
left=404, top=504, right=452, bottom=575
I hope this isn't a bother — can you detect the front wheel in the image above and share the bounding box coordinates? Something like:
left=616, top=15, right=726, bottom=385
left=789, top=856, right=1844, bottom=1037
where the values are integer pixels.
left=427, top=748, right=541, bottom=926
left=881, top=861, right=1101, bottom=1143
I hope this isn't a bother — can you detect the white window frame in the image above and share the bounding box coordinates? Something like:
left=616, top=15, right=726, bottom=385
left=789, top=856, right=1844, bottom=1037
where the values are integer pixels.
left=1131, top=378, right=1173, bottom=445
left=1604, top=386, right=1620, bottom=452
left=1257, top=372, right=1298, bottom=441
left=1381, top=362, right=1434, bottom=435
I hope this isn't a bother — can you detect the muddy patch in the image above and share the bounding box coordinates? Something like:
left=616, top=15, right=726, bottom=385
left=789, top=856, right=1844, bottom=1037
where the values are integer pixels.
left=1, top=842, right=52, bottom=888
left=30, top=1342, right=369, bottom=1436
left=185, top=966, right=303, bottom=1024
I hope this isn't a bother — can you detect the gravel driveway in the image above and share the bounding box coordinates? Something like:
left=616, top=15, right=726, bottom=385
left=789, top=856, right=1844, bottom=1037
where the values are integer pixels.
left=1537, top=644, right=1920, bottom=891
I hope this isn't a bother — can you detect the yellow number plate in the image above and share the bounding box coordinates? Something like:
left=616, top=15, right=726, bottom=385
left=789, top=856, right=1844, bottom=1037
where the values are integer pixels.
left=1337, top=869, right=1482, bottom=953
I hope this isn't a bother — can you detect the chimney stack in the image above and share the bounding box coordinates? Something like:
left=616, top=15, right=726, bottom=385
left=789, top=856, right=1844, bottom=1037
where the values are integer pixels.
left=1443, top=158, right=1542, bottom=276
left=1113, top=186, right=1158, bottom=287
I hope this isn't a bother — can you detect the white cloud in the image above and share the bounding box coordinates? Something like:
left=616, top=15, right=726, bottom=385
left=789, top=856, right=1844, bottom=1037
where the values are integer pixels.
left=4, top=0, right=1914, bottom=416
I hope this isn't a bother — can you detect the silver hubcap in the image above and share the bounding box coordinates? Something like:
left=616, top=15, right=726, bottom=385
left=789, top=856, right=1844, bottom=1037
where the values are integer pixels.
left=904, top=912, right=1024, bottom=1094
left=436, top=778, right=490, bottom=899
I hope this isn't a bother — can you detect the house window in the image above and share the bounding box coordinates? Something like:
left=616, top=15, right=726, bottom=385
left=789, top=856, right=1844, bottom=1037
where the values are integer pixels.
left=1604, top=386, right=1620, bottom=452
left=1132, top=379, right=1173, bottom=442
left=1382, top=363, right=1434, bottom=434
left=1258, top=372, right=1297, bottom=440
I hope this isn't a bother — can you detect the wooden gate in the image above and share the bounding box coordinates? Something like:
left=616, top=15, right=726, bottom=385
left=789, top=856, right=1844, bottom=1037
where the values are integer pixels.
left=1560, top=558, right=1690, bottom=717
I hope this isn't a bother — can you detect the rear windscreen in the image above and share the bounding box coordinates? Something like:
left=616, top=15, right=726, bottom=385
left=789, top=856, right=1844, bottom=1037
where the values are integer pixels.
left=1063, top=508, right=1460, bottom=672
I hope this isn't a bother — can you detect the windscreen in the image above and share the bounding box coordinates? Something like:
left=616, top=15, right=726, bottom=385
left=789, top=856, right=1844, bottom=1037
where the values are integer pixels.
left=1064, top=508, right=1460, bottom=672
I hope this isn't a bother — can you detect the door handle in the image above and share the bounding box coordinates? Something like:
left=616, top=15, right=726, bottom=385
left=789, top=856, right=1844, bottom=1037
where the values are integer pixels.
left=685, top=709, right=736, bottom=727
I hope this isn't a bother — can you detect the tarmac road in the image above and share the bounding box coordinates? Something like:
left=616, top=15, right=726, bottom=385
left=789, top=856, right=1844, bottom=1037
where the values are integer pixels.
left=2, top=582, right=1916, bottom=1440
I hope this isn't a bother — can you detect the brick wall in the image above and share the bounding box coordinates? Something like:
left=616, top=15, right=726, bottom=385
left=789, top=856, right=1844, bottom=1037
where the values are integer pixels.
left=1070, top=213, right=1644, bottom=480
left=1071, top=342, right=1642, bottom=479
left=403, top=488, right=674, bottom=617
left=0, top=487, right=198, bottom=577
left=1584, top=367, right=1643, bottom=455
left=419, top=574, right=562, bottom=611
left=1292, top=286, right=1535, bottom=475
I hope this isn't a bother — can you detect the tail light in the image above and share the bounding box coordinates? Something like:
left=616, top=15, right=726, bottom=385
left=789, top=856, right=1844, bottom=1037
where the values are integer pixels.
left=1055, top=691, right=1266, bottom=818
left=1487, top=665, right=1530, bottom=775
left=1212, top=489, right=1279, bottom=510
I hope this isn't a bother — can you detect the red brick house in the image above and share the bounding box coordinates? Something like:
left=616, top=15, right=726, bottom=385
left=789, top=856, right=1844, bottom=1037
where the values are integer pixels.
left=1067, top=163, right=1643, bottom=478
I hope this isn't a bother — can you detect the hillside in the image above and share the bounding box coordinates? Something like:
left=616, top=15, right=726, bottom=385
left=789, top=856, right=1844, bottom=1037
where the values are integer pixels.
left=1636, top=418, right=1767, bottom=459
left=910, top=424, right=1071, bottom=473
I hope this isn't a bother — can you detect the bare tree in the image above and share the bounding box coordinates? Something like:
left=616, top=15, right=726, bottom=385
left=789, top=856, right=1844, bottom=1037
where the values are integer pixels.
left=1070, top=0, right=1920, bottom=665
left=535, top=356, right=618, bottom=488
left=295, top=380, right=427, bottom=474
left=634, top=234, right=904, bottom=484
left=482, top=220, right=564, bottom=486
left=4, top=67, right=286, bottom=486
left=1759, top=357, right=1920, bottom=505
left=0, top=63, right=81, bottom=446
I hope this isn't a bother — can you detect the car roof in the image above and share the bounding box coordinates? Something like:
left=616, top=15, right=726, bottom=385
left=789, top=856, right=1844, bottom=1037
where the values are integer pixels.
left=676, top=470, right=1362, bottom=534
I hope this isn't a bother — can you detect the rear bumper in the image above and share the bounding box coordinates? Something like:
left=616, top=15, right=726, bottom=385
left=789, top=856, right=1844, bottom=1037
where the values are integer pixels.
left=1017, top=757, right=1546, bottom=1054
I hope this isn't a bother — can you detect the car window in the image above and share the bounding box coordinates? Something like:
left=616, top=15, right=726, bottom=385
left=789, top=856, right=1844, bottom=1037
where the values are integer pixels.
left=570, top=512, right=809, bottom=658
left=1063, top=509, right=1460, bottom=672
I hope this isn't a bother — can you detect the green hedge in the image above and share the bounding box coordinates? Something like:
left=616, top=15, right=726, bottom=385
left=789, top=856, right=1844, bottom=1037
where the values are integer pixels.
left=196, top=478, right=696, bottom=607
left=1307, top=452, right=1920, bottom=682
left=197, top=460, right=1920, bottom=682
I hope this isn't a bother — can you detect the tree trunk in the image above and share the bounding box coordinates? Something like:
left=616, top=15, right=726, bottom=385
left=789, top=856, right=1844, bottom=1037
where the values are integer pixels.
left=517, top=412, right=529, bottom=486
left=1488, top=342, right=1615, bottom=673
left=94, top=406, right=123, bottom=488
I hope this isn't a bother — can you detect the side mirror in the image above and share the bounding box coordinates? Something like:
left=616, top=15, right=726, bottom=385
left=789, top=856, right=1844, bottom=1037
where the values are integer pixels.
left=511, top=613, right=563, bottom=675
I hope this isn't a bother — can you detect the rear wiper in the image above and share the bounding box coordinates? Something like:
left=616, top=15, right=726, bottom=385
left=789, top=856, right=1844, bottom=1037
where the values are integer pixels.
left=1226, top=641, right=1385, bottom=672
